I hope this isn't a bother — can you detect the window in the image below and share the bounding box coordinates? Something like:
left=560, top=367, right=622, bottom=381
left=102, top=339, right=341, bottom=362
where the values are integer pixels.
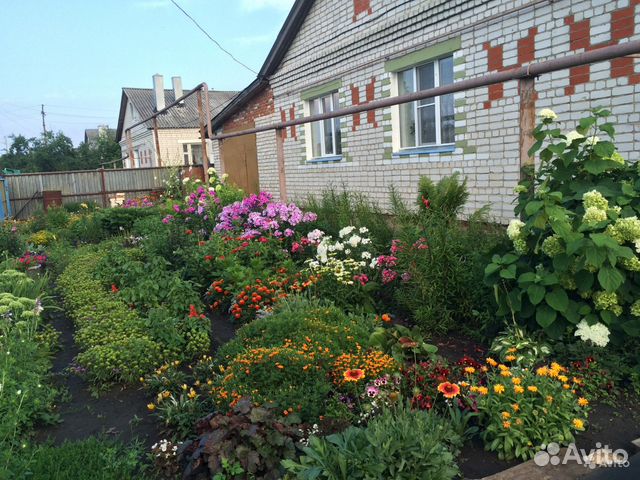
left=397, top=55, right=454, bottom=148
left=309, top=92, right=342, bottom=158
left=182, top=143, right=204, bottom=166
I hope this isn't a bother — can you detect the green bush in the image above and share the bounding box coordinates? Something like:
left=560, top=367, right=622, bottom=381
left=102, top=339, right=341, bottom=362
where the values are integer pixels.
left=485, top=108, right=640, bottom=343
left=283, top=405, right=461, bottom=480
left=95, top=206, right=162, bottom=236
left=216, top=298, right=375, bottom=364
left=390, top=175, right=503, bottom=335
left=0, top=223, right=24, bottom=258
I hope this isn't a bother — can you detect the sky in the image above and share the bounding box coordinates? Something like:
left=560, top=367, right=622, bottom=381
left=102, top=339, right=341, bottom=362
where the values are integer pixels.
left=0, top=0, right=294, bottom=149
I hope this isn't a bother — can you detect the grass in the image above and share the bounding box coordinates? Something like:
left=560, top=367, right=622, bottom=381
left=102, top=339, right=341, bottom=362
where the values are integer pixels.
left=4, top=437, right=151, bottom=480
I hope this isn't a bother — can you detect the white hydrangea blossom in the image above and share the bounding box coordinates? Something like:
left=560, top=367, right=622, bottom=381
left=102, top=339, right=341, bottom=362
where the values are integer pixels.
left=359, top=227, right=369, bottom=234
left=348, top=235, right=362, bottom=247
left=565, top=130, right=584, bottom=144
left=506, top=219, right=525, bottom=240
left=538, top=108, right=557, bottom=120
left=634, top=239, right=640, bottom=254
left=361, top=251, right=372, bottom=259
left=574, top=320, right=610, bottom=347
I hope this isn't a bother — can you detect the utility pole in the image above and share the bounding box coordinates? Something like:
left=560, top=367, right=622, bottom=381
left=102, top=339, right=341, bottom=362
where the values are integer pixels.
left=40, top=104, right=47, bottom=137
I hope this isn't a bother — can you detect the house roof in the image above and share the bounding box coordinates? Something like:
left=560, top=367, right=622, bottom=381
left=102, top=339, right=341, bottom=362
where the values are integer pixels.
left=84, top=128, right=116, bottom=144
left=209, top=0, right=315, bottom=132
left=116, top=88, right=237, bottom=141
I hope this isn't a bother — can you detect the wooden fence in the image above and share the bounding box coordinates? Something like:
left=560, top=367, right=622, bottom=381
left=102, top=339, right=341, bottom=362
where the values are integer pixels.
left=5, top=165, right=204, bottom=219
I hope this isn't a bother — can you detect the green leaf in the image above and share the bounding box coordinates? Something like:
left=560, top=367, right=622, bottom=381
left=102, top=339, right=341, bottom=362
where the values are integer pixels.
left=599, top=122, right=615, bottom=137
left=575, top=271, right=594, bottom=292
left=590, top=233, right=619, bottom=249
left=545, top=287, right=569, bottom=312
left=525, top=201, right=544, bottom=216
left=621, top=319, right=640, bottom=337
left=484, top=263, right=501, bottom=276
left=517, top=272, right=537, bottom=285
left=585, top=246, right=607, bottom=268
left=594, top=141, right=615, bottom=158
left=527, top=284, right=545, bottom=305
left=597, top=265, right=624, bottom=291
left=544, top=318, right=567, bottom=339
left=536, top=304, right=557, bottom=328
left=552, top=254, right=570, bottom=272
left=499, top=265, right=517, bottom=280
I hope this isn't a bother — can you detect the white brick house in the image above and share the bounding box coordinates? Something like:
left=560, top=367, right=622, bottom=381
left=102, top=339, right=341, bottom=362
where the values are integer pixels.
left=116, top=75, right=236, bottom=169
left=211, top=0, right=640, bottom=222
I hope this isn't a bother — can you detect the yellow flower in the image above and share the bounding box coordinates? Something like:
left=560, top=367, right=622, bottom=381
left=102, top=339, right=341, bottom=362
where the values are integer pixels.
left=478, top=386, right=489, bottom=395
left=512, top=403, right=520, bottom=412
left=162, top=391, right=171, bottom=399
left=558, top=375, right=569, bottom=383
left=514, top=385, right=524, bottom=394
left=546, top=395, right=554, bottom=403
left=548, top=369, right=559, bottom=378
left=470, top=386, right=479, bottom=393
left=464, top=366, right=476, bottom=374
left=573, top=377, right=583, bottom=384
left=527, top=385, right=538, bottom=393
left=494, top=384, right=505, bottom=394
left=505, top=355, right=517, bottom=362
left=578, top=397, right=589, bottom=407
left=188, top=388, right=197, bottom=399
left=551, top=362, right=564, bottom=372
left=511, top=377, right=522, bottom=385
left=181, top=384, right=188, bottom=391
left=501, top=411, right=511, bottom=419
left=536, top=366, right=549, bottom=376
left=481, top=366, right=489, bottom=372
left=503, top=421, right=511, bottom=429
left=507, top=347, right=517, bottom=353
left=500, top=369, right=512, bottom=377
left=515, top=418, right=523, bottom=426
left=147, top=403, right=156, bottom=411
left=572, top=418, right=585, bottom=430
left=460, top=381, right=469, bottom=387
left=486, top=357, right=498, bottom=367
left=563, top=384, right=571, bottom=389
left=498, top=364, right=509, bottom=371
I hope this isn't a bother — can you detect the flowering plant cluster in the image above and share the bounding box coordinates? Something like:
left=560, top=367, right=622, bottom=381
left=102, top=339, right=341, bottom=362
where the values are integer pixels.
left=485, top=109, right=640, bottom=343
left=120, top=197, right=154, bottom=208
left=374, top=237, right=428, bottom=285
left=214, top=192, right=317, bottom=240
left=16, top=251, right=47, bottom=270
left=473, top=359, right=590, bottom=460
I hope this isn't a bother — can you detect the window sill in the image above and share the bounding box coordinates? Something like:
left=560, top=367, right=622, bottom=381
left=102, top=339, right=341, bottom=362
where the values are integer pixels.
left=307, top=155, right=343, bottom=164
left=392, top=145, right=456, bottom=157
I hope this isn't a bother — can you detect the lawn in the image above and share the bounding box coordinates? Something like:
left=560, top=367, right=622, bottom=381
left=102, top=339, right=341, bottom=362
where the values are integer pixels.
left=1, top=109, right=639, bottom=479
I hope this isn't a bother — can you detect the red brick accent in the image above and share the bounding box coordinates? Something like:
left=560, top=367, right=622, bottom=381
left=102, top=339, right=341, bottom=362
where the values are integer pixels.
left=353, top=0, right=372, bottom=22
left=488, top=83, right=504, bottom=102
left=365, top=76, right=378, bottom=127
left=611, top=4, right=637, bottom=42
left=517, top=27, right=538, bottom=65
left=484, top=42, right=503, bottom=71
left=288, top=105, right=297, bottom=139
left=567, top=17, right=591, bottom=51
left=223, top=85, right=274, bottom=132
left=279, top=109, right=287, bottom=139
left=350, top=84, right=361, bottom=131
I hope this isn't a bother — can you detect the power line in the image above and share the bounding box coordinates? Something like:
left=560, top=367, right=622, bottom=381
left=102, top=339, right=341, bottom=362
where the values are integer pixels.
left=170, top=0, right=258, bottom=75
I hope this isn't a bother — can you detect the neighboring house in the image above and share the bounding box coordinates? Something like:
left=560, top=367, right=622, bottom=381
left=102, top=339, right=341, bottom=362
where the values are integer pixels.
left=84, top=125, right=116, bottom=145
left=210, top=0, right=640, bottom=221
left=116, top=75, right=236, bottom=169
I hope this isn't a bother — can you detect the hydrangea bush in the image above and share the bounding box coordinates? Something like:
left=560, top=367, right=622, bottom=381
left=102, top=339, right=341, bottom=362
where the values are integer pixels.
left=485, top=108, right=640, bottom=344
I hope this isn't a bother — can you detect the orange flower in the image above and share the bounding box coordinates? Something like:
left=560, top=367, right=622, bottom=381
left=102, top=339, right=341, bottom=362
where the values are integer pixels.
left=437, top=382, right=460, bottom=399
left=527, top=385, right=538, bottom=393
left=503, top=421, right=511, bottom=429
left=505, top=354, right=517, bottom=362
left=381, top=313, right=392, bottom=323
left=514, top=385, right=524, bottom=394
left=147, top=403, right=156, bottom=411
left=512, top=403, right=520, bottom=412
left=464, top=366, right=476, bottom=374
left=494, top=384, right=505, bottom=394
left=486, top=357, right=498, bottom=367
left=578, top=397, right=589, bottom=407
left=343, top=369, right=365, bottom=382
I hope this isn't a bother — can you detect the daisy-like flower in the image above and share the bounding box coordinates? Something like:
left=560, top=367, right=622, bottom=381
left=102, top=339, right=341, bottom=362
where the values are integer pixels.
left=464, top=366, right=476, bottom=374
left=486, top=357, right=498, bottom=367
left=527, top=385, right=538, bottom=393
left=343, top=369, right=365, bottom=382
left=477, top=386, right=489, bottom=395
left=437, top=382, right=461, bottom=399
left=578, top=397, right=589, bottom=407
left=494, top=384, right=505, bottom=394
left=572, top=418, right=585, bottom=430
left=514, top=385, right=524, bottom=394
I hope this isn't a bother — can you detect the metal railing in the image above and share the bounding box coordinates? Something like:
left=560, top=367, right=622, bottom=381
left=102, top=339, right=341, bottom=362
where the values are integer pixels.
left=209, top=40, right=640, bottom=202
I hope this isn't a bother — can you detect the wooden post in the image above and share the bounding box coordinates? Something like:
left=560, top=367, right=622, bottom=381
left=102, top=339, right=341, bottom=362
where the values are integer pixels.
left=152, top=117, right=162, bottom=167
left=197, top=89, right=210, bottom=184
left=275, top=127, right=287, bottom=202
left=518, top=77, right=536, bottom=181
left=99, top=167, right=108, bottom=207
left=217, top=138, right=225, bottom=175
left=126, top=130, right=135, bottom=168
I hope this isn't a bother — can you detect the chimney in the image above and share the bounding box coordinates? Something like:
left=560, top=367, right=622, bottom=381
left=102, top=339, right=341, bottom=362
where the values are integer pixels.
left=152, top=74, right=165, bottom=111
left=172, top=76, right=184, bottom=104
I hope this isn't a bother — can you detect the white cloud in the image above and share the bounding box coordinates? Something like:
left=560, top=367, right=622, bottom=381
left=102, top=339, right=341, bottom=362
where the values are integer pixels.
left=240, top=0, right=294, bottom=12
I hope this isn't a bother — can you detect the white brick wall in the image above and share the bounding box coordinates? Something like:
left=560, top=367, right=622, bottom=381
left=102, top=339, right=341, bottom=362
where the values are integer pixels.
left=249, top=0, right=640, bottom=222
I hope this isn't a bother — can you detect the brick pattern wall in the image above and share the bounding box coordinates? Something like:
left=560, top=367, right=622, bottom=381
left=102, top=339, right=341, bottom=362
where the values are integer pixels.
left=230, top=0, right=640, bottom=222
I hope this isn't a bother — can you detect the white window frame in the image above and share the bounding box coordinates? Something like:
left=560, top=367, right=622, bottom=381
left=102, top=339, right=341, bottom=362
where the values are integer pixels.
left=181, top=141, right=205, bottom=166
left=304, top=91, right=342, bottom=160
left=391, top=55, right=455, bottom=151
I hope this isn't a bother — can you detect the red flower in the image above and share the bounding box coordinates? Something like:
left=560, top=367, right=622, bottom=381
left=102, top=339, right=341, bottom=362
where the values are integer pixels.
left=421, top=195, right=430, bottom=209
left=343, top=369, right=365, bottom=382
left=189, top=305, right=199, bottom=318
left=204, top=255, right=213, bottom=262
left=437, top=382, right=460, bottom=399
left=185, top=229, right=193, bottom=235
left=111, top=284, right=119, bottom=293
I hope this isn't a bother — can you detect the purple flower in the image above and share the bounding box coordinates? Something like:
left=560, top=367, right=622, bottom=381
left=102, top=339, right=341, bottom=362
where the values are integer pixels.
left=366, top=386, right=380, bottom=398
left=401, top=272, right=412, bottom=283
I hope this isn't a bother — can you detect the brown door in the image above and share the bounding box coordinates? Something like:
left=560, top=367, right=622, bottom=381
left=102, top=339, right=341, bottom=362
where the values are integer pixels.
left=220, top=127, right=259, bottom=194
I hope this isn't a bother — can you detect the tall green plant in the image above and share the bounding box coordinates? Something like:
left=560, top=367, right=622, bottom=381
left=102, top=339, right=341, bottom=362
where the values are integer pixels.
left=485, top=108, right=640, bottom=344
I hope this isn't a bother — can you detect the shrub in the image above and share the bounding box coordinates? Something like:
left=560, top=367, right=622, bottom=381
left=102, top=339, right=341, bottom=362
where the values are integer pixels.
left=179, top=398, right=301, bottom=480
left=388, top=175, right=502, bottom=334
left=283, top=405, right=461, bottom=480
left=0, top=223, right=24, bottom=257
left=485, top=109, right=640, bottom=343
left=95, top=206, right=161, bottom=235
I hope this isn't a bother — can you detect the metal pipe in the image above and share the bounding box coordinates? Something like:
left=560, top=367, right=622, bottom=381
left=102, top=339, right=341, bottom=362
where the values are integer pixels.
left=212, top=40, right=640, bottom=141
left=196, top=89, right=210, bottom=183
left=152, top=117, right=162, bottom=167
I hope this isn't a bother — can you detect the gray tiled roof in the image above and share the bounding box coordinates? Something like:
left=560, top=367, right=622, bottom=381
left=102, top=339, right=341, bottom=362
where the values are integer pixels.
left=124, top=88, right=237, bottom=130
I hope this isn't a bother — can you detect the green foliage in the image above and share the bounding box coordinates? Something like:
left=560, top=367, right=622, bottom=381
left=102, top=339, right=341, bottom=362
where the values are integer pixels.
left=304, top=187, right=394, bottom=249
left=180, top=398, right=301, bottom=480
left=489, top=324, right=552, bottom=368
left=417, top=172, right=469, bottom=219
left=95, top=206, right=162, bottom=236
left=369, top=323, right=438, bottom=364
left=485, top=109, right=640, bottom=342
left=0, top=223, right=24, bottom=257
left=216, top=298, right=375, bottom=364
left=283, top=405, right=461, bottom=480
left=4, top=437, right=151, bottom=480
left=391, top=175, right=503, bottom=334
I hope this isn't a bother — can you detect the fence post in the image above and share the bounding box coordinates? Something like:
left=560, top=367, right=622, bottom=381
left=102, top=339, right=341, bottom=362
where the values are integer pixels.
left=197, top=89, right=210, bottom=184
left=275, top=127, right=287, bottom=202
left=152, top=117, right=162, bottom=167
left=518, top=77, right=536, bottom=182
left=99, top=168, right=108, bottom=207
